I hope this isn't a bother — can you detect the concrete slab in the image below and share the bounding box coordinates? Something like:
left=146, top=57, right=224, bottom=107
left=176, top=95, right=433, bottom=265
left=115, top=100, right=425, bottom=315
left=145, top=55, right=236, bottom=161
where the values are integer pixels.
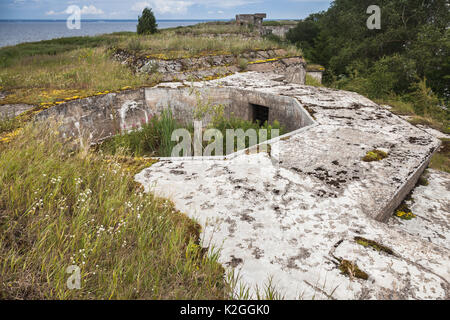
left=388, top=169, right=450, bottom=250
left=135, top=72, right=449, bottom=300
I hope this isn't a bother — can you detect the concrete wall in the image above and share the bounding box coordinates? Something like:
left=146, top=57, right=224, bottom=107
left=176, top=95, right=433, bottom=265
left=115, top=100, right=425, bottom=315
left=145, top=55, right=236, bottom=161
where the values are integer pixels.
left=36, top=87, right=314, bottom=146
left=145, top=87, right=315, bottom=133
left=262, top=25, right=295, bottom=38
left=306, top=71, right=323, bottom=84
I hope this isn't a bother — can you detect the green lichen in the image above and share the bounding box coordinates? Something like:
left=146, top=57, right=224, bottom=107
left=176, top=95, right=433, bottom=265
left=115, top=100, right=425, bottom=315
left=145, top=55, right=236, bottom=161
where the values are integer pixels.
left=338, top=259, right=369, bottom=281
left=354, top=237, right=395, bottom=255
left=362, top=149, right=388, bottom=162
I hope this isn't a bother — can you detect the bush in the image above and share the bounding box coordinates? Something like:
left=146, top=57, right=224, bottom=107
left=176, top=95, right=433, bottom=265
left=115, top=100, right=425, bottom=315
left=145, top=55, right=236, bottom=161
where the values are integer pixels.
left=137, top=8, right=158, bottom=35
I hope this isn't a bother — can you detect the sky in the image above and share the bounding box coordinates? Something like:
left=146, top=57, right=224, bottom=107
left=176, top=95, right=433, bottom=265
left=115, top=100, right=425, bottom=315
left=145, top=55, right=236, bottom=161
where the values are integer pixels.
left=0, top=0, right=333, bottom=20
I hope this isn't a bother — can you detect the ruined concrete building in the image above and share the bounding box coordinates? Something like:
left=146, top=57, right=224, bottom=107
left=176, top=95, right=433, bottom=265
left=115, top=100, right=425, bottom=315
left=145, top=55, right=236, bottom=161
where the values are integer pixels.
left=236, top=13, right=267, bottom=27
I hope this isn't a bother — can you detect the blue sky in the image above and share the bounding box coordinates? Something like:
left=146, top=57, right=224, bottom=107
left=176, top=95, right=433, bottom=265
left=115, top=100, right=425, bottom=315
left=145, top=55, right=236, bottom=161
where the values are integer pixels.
left=0, top=0, right=333, bottom=20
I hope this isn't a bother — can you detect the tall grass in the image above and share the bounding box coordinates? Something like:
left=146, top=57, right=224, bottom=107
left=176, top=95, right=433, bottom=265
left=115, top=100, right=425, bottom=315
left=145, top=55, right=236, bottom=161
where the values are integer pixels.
left=0, top=114, right=20, bottom=135
left=0, top=47, right=151, bottom=105
left=100, top=110, right=286, bottom=157
left=0, top=122, right=226, bottom=299
left=100, top=109, right=178, bottom=157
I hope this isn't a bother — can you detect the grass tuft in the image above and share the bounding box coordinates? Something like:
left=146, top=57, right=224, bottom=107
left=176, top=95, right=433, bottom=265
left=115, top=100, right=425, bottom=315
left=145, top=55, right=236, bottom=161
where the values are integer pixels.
left=362, top=149, right=388, bottom=162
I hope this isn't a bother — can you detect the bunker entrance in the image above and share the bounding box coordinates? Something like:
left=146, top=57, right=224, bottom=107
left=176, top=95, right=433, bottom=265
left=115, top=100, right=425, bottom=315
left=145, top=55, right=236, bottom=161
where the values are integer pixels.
left=252, top=104, right=269, bottom=125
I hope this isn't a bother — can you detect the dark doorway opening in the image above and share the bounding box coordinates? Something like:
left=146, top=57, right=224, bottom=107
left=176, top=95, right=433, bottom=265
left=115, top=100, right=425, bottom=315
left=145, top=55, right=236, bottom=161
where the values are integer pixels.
left=251, top=104, right=269, bottom=125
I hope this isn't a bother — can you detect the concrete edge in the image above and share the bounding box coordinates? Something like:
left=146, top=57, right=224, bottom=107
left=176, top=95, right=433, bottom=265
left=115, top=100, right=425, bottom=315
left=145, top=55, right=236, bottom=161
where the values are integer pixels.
left=376, top=142, right=441, bottom=222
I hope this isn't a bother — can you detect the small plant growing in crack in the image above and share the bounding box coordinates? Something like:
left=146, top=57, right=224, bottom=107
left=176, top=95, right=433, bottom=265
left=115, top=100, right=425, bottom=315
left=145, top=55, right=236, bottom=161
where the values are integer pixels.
left=394, top=203, right=417, bottom=220
left=354, top=237, right=395, bottom=256
left=362, top=149, right=388, bottom=162
left=338, top=259, right=369, bottom=281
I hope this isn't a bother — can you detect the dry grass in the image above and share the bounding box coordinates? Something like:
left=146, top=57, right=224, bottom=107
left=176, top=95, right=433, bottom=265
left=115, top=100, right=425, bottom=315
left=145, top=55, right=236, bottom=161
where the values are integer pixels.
left=172, top=22, right=256, bottom=36
left=0, top=48, right=154, bottom=105
left=0, top=24, right=302, bottom=106
left=118, top=32, right=292, bottom=59
left=430, top=138, right=450, bottom=173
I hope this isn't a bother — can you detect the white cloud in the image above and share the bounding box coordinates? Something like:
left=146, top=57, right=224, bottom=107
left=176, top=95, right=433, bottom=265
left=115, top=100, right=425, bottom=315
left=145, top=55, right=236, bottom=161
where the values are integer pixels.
left=131, top=0, right=260, bottom=15
left=80, top=5, right=104, bottom=15
left=132, top=1, right=193, bottom=14
left=46, top=4, right=104, bottom=16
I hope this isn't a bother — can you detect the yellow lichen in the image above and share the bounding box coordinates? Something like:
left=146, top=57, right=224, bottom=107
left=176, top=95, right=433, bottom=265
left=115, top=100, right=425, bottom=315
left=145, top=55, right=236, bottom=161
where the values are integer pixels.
left=394, top=203, right=416, bottom=220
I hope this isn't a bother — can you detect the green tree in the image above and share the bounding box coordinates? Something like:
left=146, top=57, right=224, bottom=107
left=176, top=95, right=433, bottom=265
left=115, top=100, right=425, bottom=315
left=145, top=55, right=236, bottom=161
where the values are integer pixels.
left=286, top=0, right=450, bottom=99
left=137, top=8, right=158, bottom=35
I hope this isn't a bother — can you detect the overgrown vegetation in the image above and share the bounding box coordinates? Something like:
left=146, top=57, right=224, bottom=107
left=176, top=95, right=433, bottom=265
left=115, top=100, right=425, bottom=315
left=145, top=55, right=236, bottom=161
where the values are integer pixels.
left=286, top=0, right=449, bottom=134
left=262, top=20, right=298, bottom=27
left=0, top=24, right=301, bottom=107
left=100, top=109, right=179, bottom=158
left=0, top=122, right=227, bottom=299
left=430, top=138, right=450, bottom=173
left=99, top=108, right=286, bottom=158
left=0, top=47, right=151, bottom=106
left=173, top=21, right=258, bottom=36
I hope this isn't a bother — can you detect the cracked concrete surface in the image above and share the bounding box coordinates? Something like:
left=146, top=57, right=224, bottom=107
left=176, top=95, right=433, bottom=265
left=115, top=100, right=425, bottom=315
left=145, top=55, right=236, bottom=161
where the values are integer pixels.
left=136, top=72, right=449, bottom=300
left=388, top=169, right=450, bottom=250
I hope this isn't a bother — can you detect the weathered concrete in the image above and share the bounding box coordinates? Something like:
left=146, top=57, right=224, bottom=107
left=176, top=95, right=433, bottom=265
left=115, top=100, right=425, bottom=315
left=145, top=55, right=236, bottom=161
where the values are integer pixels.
left=306, top=71, right=323, bottom=84
left=35, top=86, right=313, bottom=145
left=114, top=49, right=307, bottom=84
left=261, top=25, right=296, bottom=38
left=0, top=103, right=34, bottom=119
left=26, top=70, right=448, bottom=299
left=388, top=169, right=450, bottom=250
left=236, top=14, right=267, bottom=28
left=145, top=87, right=314, bottom=133
left=136, top=72, right=448, bottom=300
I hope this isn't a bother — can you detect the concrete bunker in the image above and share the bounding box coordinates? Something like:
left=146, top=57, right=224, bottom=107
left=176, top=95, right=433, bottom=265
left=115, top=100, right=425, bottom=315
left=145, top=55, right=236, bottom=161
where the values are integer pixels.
left=37, top=86, right=315, bottom=157
left=142, top=87, right=314, bottom=133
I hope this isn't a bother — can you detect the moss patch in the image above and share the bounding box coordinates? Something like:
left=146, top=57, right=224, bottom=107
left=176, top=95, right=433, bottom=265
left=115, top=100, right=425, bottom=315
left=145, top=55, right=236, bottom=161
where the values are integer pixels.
left=354, top=237, right=395, bottom=255
left=362, top=149, right=388, bottom=162
left=338, top=259, right=369, bottom=281
left=394, top=203, right=416, bottom=220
